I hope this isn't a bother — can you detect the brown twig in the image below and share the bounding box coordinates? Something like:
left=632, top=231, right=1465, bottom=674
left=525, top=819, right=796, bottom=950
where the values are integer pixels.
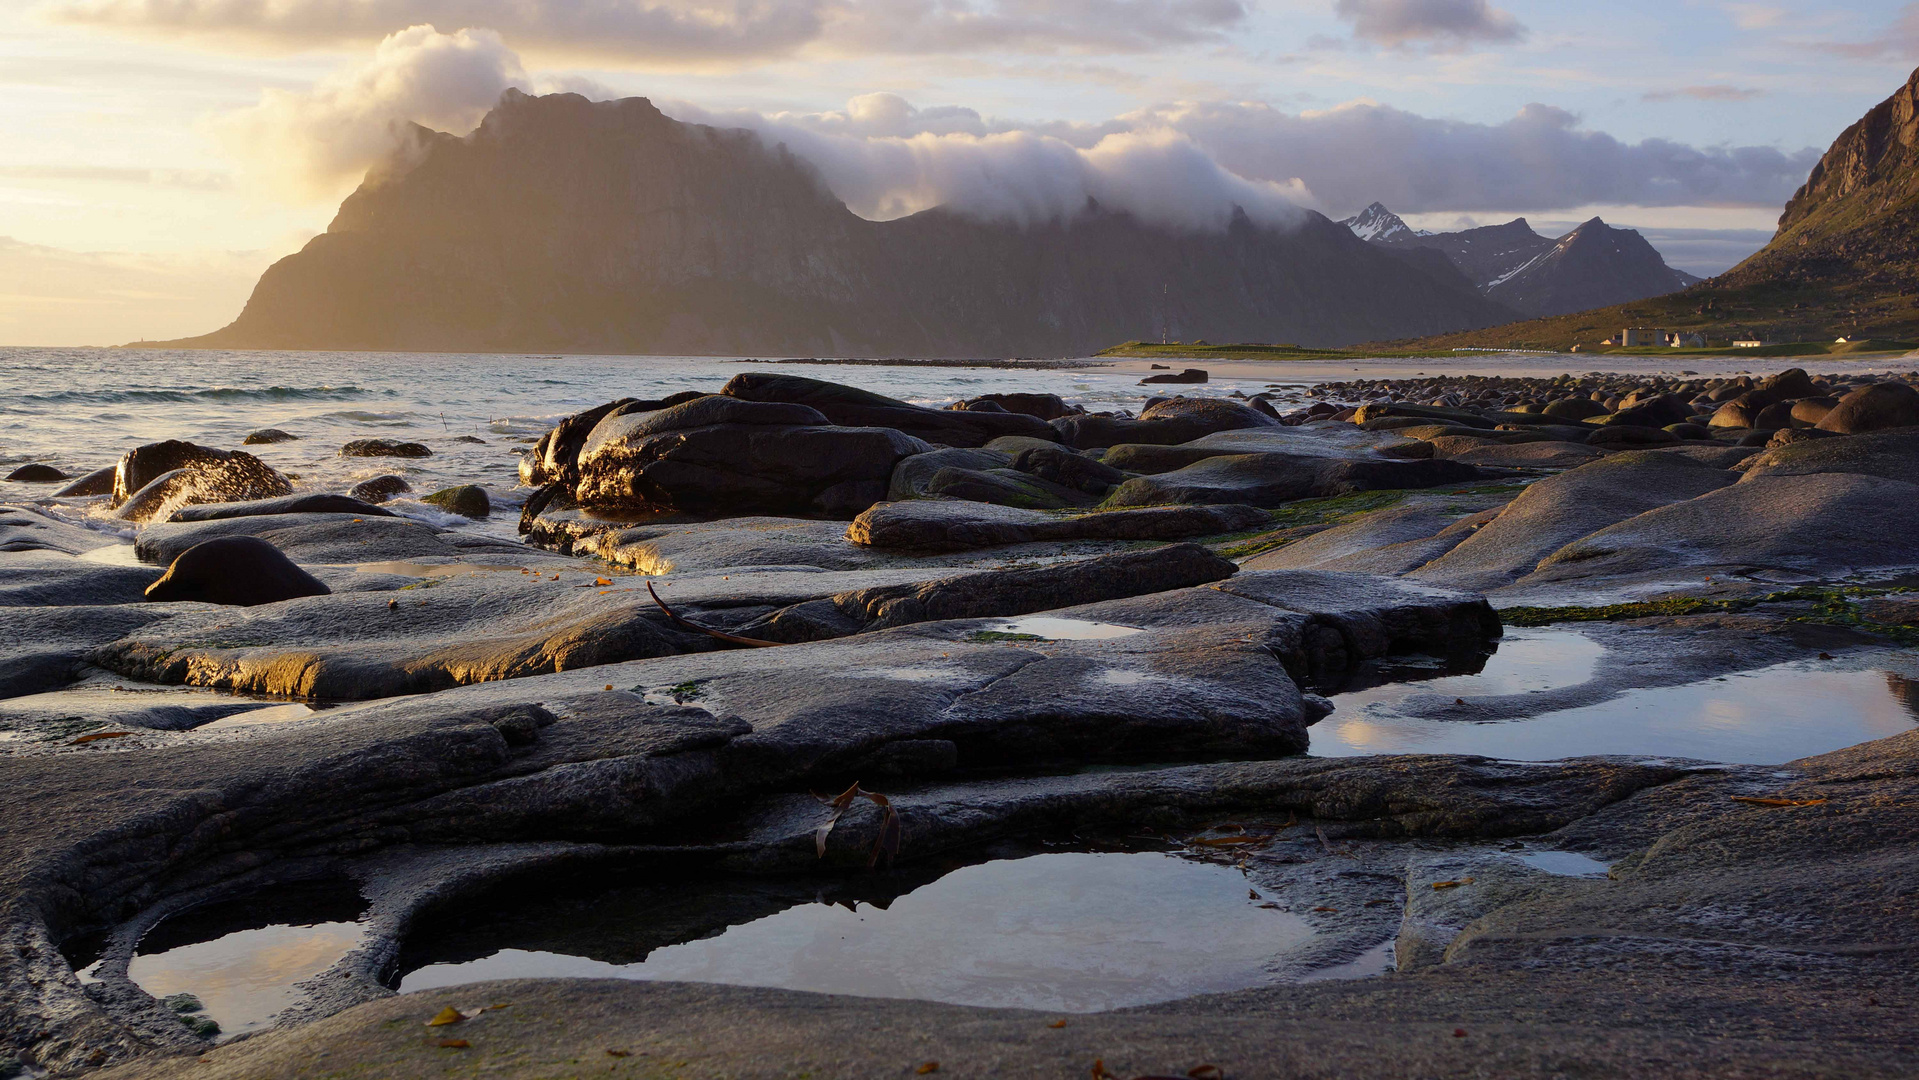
left=646, top=581, right=783, bottom=648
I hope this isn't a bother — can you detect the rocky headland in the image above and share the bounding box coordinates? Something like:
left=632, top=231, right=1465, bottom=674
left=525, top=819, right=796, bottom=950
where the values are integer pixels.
left=1, top=366, right=1916, bottom=1078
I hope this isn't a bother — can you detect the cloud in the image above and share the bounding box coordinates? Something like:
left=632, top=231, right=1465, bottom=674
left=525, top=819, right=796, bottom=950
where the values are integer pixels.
left=211, top=25, right=528, bottom=200
left=0, top=165, right=232, bottom=189
left=666, top=94, right=1312, bottom=230
left=1642, top=85, right=1764, bottom=102
left=1119, top=99, right=1819, bottom=217
left=1823, top=2, right=1919, bottom=59
left=43, top=0, right=1246, bottom=63
left=1332, top=0, right=1525, bottom=49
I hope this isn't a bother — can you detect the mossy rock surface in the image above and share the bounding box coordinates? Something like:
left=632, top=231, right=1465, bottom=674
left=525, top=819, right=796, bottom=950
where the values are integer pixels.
left=424, top=485, right=490, bottom=519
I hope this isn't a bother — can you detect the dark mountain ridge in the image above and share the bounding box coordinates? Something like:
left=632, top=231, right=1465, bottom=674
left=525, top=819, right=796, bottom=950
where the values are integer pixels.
left=1338, top=202, right=1698, bottom=319
left=160, top=91, right=1512, bottom=356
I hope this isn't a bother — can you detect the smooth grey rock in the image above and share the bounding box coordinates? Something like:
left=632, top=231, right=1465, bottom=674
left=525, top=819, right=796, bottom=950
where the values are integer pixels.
left=1410, top=451, right=1739, bottom=592
left=1099, top=444, right=1239, bottom=474
left=168, top=494, right=396, bottom=522
left=1009, top=445, right=1127, bottom=494
left=423, top=485, right=490, bottom=519
left=739, top=544, right=1240, bottom=643
left=1735, top=429, right=1919, bottom=485
left=1105, top=454, right=1480, bottom=509
left=51, top=466, right=114, bottom=498
left=921, top=466, right=1097, bottom=510
left=0, top=551, right=162, bottom=606
left=848, top=500, right=1270, bottom=553
left=0, top=605, right=182, bottom=698
left=135, top=513, right=503, bottom=566
left=0, top=505, right=122, bottom=556
left=1815, top=382, right=1919, bottom=434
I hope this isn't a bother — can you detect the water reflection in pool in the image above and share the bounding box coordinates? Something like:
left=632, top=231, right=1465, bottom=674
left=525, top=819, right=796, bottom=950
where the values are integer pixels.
left=400, top=852, right=1315, bottom=1012
left=1318, top=638, right=1919, bottom=764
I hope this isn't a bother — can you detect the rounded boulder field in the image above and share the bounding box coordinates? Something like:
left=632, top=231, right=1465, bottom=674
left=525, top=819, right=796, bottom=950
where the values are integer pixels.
left=144, top=535, right=331, bottom=606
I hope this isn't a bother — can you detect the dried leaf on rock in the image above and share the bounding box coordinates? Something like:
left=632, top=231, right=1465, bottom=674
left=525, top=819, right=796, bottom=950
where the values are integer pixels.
left=607, top=1049, right=631, bottom=1057
left=1430, top=878, right=1475, bottom=890
left=916, top=1062, right=940, bottom=1074
left=1048, top=1019, right=1069, bottom=1029
left=69, top=732, right=133, bottom=745
left=1188, top=1067, right=1225, bottom=1080
left=425, top=1007, right=466, bottom=1027
left=436, top=1038, right=469, bottom=1049
left=813, top=781, right=905, bottom=867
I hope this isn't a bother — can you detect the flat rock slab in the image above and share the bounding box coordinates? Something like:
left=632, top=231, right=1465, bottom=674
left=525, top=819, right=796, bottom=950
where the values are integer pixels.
left=1106, top=454, right=1480, bottom=509
left=848, top=500, right=1270, bottom=553
left=0, top=604, right=190, bottom=699
left=0, top=505, right=124, bottom=556
left=135, top=513, right=522, bottom=566
left=0, top=550, right=162, bottom=607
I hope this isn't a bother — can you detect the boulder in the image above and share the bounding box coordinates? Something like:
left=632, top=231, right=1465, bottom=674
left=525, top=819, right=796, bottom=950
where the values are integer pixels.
left=111, top=450, right=293, bottom=523
left=576, top=397, right=929, bottom=518
left=169, top=494, right=396, bottom=521
left=1790, top=397, right=1838, bottom=427
left=954, top=393, right=1074, bottom=420
left=1244, top=506, right=1491, bottom=575
left=521, top=397, right=644, bottom=485
left=424, top=485, right=491, bottom=519
left=4, top=464, right=65, bottom=483
left=888, top=448, right=1012, bottom=501
left=1009, top=445, right=1127, bottom=494
left=848, top=500, right=1269, bottom=553
left=740, top=544, right=1239, bottom=642
left=1409, top=450, right=1738, bottom=592
left=1600, top=394, right=1692, bottom=428
left=1585, top=425, right=1680, bottom=448
left=341, top=438, right=431, bottom=458
left=1752, top=400, right=1798, bottom=430
left=1053, top=399, right=1278, bottom=450
left=1350, top=404, right=1495, bottom=429
left=983, top=435, right=1067, bottom=457
left=1736, top=429, right=1919, bottom=484
left=1100, top=444, right=1241, bottom=474
left=51, top=466, right=114, bottom=498
left=1139, top=396, right=1279, bottom=432
left=143, top=535, right=332, bottom=606
left=1104, top=454, right=1480, bottom=509
left=921, top=467, right=1097, bottom=510
left=350, top=475, right=412, bottom=503
left=111, top=440, right=229, bottom=507
left=1140, top=368, right=1208, bottom=384
left=1763, top=428, right=1841, bottom=449
left=242, top=428, right=298, bottom=445
left=1815, top=382, right=1919, bottom=434
left=1448, top=441, right=1605, bottom=469
left=721, top=374, right=1056, bottom=447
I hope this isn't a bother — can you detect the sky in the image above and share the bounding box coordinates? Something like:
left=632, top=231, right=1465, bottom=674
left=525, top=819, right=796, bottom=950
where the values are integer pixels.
left=4, top=0, right=1918, bottom=346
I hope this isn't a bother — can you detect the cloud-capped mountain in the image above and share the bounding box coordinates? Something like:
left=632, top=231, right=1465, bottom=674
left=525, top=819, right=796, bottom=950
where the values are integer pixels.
left=158, top=91, right=1512, bottom=356
left=1343, top=206, right=1697, bottom=318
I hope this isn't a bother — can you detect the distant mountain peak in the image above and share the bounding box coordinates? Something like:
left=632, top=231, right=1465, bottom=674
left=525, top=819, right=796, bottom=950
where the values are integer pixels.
left=1341, top=202, right=1417, bottom=242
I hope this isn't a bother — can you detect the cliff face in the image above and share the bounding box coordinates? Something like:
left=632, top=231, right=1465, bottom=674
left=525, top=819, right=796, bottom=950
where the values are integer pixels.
left=167, top=90, right=1511, bottom=356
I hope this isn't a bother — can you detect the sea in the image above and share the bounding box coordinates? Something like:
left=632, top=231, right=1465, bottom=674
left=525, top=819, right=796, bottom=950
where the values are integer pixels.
left=2, top=345, right=1906, bottom=544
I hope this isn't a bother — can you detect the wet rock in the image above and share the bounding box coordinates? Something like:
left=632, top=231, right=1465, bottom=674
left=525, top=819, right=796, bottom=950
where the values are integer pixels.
left=111, top=452, right=293, bottom=523
left=0, top=505, right=123, bottom=557
left=1140, top=367, right=1208, bottom=384
left=888, top=447, right=1012, bottom=500
left=423, top=485, right=490, bottom=519
left=242, top=429, right=297, bottom=445
left=521, top=397, right=641, bottom=486
left=1211, top=570, right=1501, bottom=674
left=849, top=499, right=1269, bottom=553
left=721, top=373, right=1057, bottom=447
left=349, top=475, right=411, bottom=503
left=740, top=544, right=1240, bottom=642
left=1737, top=429, right=1919, bottom=484
left=1105, top=454, right=1479, bottom=509
left=4, top=465, right=65, bottom=483
left=51, top=466, right=115, bottom=498
left=169, top=494, right=396, bottom=521
left=144, top=536, right=332, bottom=607
left=1815, top=381, right=1919, bottom=434
left=1411, top=451, right=1738, bottom=592
left=575, top=395, right=926, bottom=518
left=0, top=552, right=162, bottom=606
left=110, top=440, right=230, bottom=508
left=1245, top=506, right=1501, bottom=575
left=340, top=439, right=431, bottom=458
left=531, top=514, right=887, bottom=574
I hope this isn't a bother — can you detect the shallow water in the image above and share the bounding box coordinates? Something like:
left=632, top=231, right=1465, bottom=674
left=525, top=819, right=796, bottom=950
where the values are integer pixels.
left=1317, top=633, right=1919, bottom=764
left=397, top=852, right=1325, bottom=1012
left=986, top=616, right=1144, bottom=640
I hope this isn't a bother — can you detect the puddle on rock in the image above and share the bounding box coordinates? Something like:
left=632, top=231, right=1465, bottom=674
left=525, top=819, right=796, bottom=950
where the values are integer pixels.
left=77, top=543, right=143, bottom=566
left=397, top=852, right=1329, bottom=1012
left=1318, top=655, right=1919, bottom=765
left=978, top=617, right=1143, bottom=641
left=1346, top=627, right=1603, bottom=698
left=106, top=880, right=369, bottom=1039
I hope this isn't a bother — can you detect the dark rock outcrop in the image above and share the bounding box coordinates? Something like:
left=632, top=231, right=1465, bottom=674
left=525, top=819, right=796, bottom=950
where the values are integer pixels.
left=143, top=536, right=332, bottom=607
left=242, top=428, right=298, bottom=445
left=423, top=485, right=491, bottom=519
left=51, top=466, right=114, bottom=498
left=721, top=374, right=1056, bottom=447
left=349, top=475, right=411, bottom=503
left=341, top=439, right=431, bottom=458
left=4, top=465, right=65, bottom=483
left=1816, top=381, right=1919, bottom=433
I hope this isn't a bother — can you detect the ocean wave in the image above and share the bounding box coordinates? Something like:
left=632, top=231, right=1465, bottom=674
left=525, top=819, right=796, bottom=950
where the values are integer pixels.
left=18, top=386, right=381, bottom=405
